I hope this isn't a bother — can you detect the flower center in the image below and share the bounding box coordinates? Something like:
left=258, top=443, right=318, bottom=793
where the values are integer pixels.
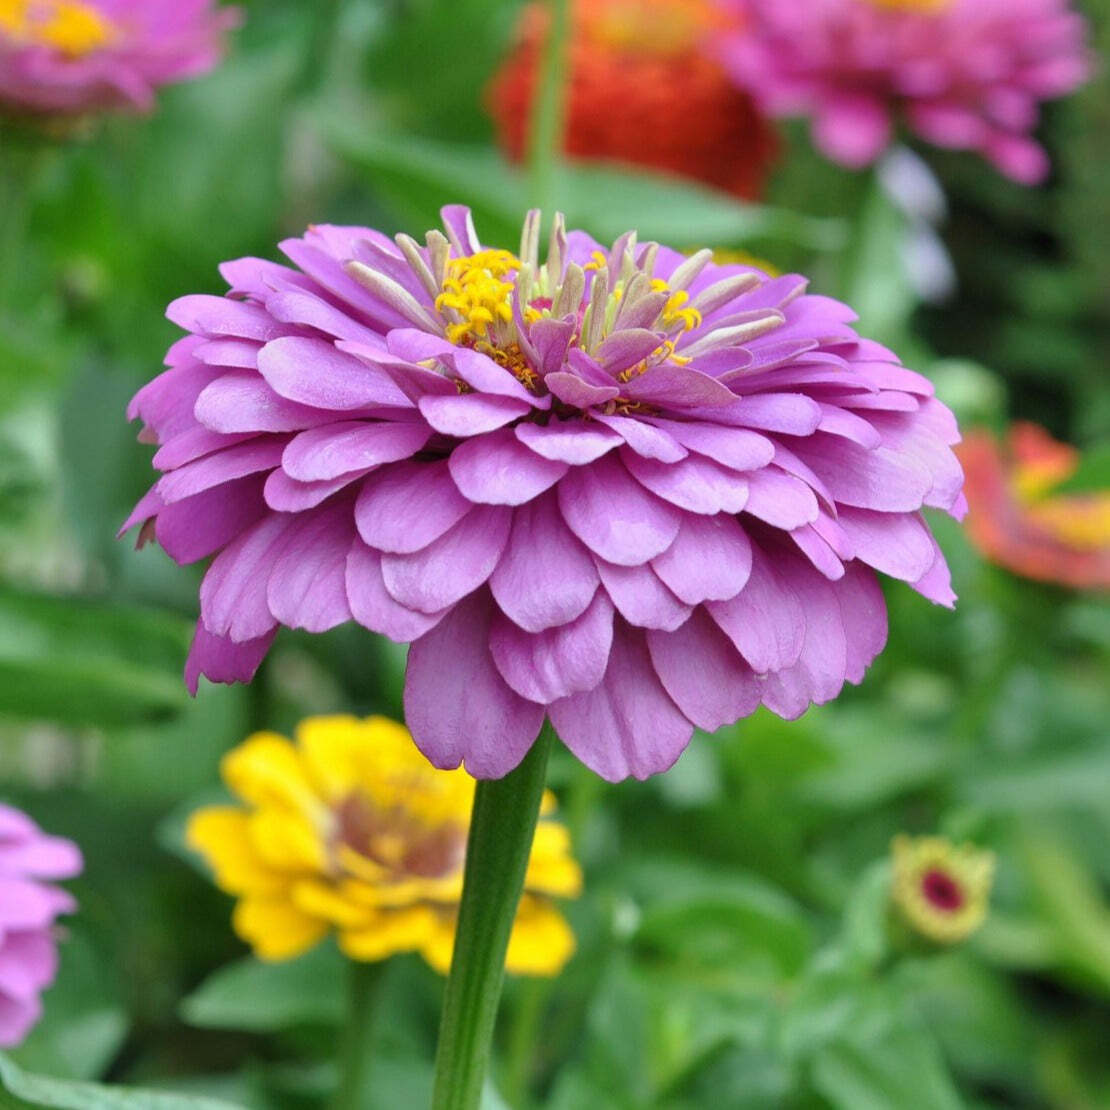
left=921, top=868, right=964, bottom=912
left=435, top=249, right=521, bottom=346
left=0, top=0, right=116, bottom=56
left=333, top=794, right=466, bottom=882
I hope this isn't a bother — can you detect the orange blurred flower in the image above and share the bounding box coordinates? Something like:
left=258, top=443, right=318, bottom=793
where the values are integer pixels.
left=487, top=0, right=779, bottom=201
left=958, top=422, right=1110, bottom=590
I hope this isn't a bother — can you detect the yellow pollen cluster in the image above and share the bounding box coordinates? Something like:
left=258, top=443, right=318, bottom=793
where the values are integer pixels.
left=436, top=249, right=520, bottom=346
left=661, top=288, right=702, bottom=332
left=0, top=0, right=115, bottom=55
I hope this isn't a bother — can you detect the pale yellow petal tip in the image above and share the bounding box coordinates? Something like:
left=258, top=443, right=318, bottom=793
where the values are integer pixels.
left=891, top=834, right=996, bottom=945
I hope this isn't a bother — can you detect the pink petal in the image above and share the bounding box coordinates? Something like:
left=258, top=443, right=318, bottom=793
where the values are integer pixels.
left=549, top=622, right=693, bottom=782
left=489, top=494, right=599, bottom=632
left=448, top=427, right=569, bottom=506
left=381, top=505, right=512, bottom=614
left=346, top=541, right=447, bottom=642
left=418, top=392, right=533, bottom=437
left=490, top=592, right=615, bottom=704
left=185, top=623, right=275, bottom=695
left=355, top=460, right=471, bottom=554
left=595, top=560, right=692, bottom=631
left=404, top=592, right=545, bottom=779
left=515, top=420, right=621, bottom=465
left=282, top=421, right=431, bottom=482
left=651, top=513, right=753, bottom=605
left=623, top=450, right=750, bottom=515
left=708, top=544, right=805, bottom=674
left=558, top=454, right=682, bottom=566
left=647, top=611, right=761, bottom=732
left=258, top=337, right=408, bottom=410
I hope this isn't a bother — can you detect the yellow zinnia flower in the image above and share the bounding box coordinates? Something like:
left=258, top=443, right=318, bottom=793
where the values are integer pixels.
left=891, top=834, right=995, bottom=945
left=187, top=715, right=582, bottom=976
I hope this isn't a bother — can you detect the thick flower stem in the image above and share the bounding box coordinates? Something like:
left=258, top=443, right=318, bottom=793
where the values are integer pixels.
left=430, top=728, right=556, bottom=1110
left=333, top=958, right=385, bottom=1110
left=526, top=0, right=571, bottom=214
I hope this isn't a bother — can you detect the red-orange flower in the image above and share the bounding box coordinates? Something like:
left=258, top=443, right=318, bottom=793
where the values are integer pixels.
left=487, top=0, right=779, bottom=201
left=958, top=422, right=1110, bottom=590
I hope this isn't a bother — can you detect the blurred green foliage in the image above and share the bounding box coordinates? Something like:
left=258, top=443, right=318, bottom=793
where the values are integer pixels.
left=0, top=0, right=1107, bottom=1107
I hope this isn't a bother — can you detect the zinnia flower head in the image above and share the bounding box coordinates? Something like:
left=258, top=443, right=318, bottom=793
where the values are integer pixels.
left=487, top=0, right=778, bottom=200
left=959, top=422, right=1110, bottom=590
left=0, top=803, right=82, bottom=1047
left=891, top=834, right=994, bottom=944
left=718, top=0, right=1090, bottom=184
left=123, top=205, right=965, bottom=783
left=0, top=0, right=238, bottom=119
left=187, top=715, right=581, bottom=975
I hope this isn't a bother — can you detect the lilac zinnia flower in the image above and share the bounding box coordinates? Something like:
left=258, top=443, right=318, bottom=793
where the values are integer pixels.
left=123, top=206, right=965, bottom=782
left=0, top=0, right=238, bottom=118
left=0, top=804, right=82, bottom=1047
left=718, top=0, right=1090, bottom=184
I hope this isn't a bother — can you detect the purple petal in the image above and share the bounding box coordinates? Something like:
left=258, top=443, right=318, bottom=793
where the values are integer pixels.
left=652, top=513, right=753, bottom=605
left=166, top=295, right=288, bottom=342
left=0, top=993, right=40, bottom=1048
left=450, top=347, right=544, bottom=406
left=418, top=392, right=532, bottom=437
left=789, top=525, right=846, bottom=581
left=448, top=427, right=569, bottom=506
left=282, top=421, right=431, bottom=482
left=404, top=592, right=545, bottom=779
left=789, top=434, right=932, bottom=512
left=346, top=541, right=447, bottom=642
left=155, top=475, right=267, bottom=564
left=490, top=592, right=614, bottom=704
left=593, top=414, right=687, bottom=463
left=266, top=503, right=355, bottom=633
left=157, top=439, right=286, bottom=504
left=620, top=362, right=739, bottom=408
left=647, top=611, right=761, bottom=732
left=199, top=514, right=295, bottom=641
left=623, top=450, right=749, bottom=515
left=264, top=469, right=369, bottom=512
left=837, top=508, right=936, bottom=583
left=549, top=622, right=693, bottom=782
left=708, top=544, right=805, bottom=674
left=714, top=394, right=823, bottom=434
left=911, top=535, right=957, bottom=609
left=355, top=460, right=471, bottom=554
left=515, top=420, right=621, bottom=465
left=490, top=494, right=599, bottom=632
left=835, top=563, right=888, bottom=684
left=558, top=454, right=682, bottom=566
left=440, top=205, right=481, bottom=255
left=0, top=931, right=58, bottom=1000
left=544, top=372, right=619, bottom=409
left=258, top=337, right=409, bottom=411
left=760, top=568, right=848, bottom=720
left=185, top=622, right=275, bottom=695
left=742, top=469, right=820, bottom=529
left=595, top=559, right=692, bottom=631
left=648, top=419, right=775, bottom=472
left=381, top=504, right=512, bottom=613
left=195, top=372, right=343, bottom=434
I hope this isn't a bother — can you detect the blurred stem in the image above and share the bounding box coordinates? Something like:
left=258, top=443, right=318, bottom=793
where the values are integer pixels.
left=502, top=976, right=549, bottom=1109
left=526, top=0, right=571, bottom=214
left=431, top=728, right=556, bottom=1110
left=333, top=958, right=385, bottom=1110
left=295, top=0, right=344, bottom=99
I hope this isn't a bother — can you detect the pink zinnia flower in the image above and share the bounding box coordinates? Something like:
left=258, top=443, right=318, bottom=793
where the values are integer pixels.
left=0, top=803, right=82, bottom=1047
left=718, top=0, right=1090, bottom=184
left=123, top=207, right=964, bottom=782
left=0, top=0, right=238, bottom=118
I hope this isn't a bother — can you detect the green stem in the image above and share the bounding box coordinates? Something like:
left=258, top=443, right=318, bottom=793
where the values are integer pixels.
left=332, top=958, right=385, bottom=1110
left=526, top=0, right=571, bottom=214
left=431, top=729, right=556, bottom=1110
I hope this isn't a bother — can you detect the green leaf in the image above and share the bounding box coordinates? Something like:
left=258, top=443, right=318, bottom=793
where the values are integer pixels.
left=0, top=588, right=190, bottom=726
left=620, top=857, right=813, bottom=979
left=0, top=1054, right=240, bottom=1110
left=329, top=130, right=844, bottom=252
left=180, top=944, right=345, bottom=1032
left=811, top=1022, right=965, bottom=1110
